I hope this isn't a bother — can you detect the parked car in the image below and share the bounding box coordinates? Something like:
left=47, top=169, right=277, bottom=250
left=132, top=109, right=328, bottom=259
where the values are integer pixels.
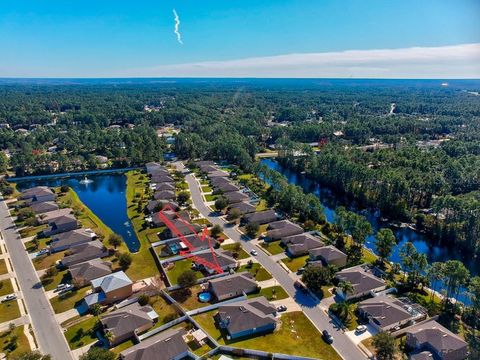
left=38, top=249, right=49, bottom=255
left=355, top=325, right=367, bottom=333
left=250, top=249, right=258, bottom=256
left=59, top=284, right=74, bottom=293
left=1, top=294, right=17, bottom=302
left=56, top=283, right=69, bottom=290
left=297, top=267, right=305, bottom=275
left=276, top=305, right=287, bottom=312
left=322, top=330, right=333, bottom=344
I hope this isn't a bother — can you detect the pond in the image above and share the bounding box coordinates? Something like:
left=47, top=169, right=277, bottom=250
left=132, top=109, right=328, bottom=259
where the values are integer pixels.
left=14, top=172, right=140, bottom=252
left=261, top=159, right=479, bottom=303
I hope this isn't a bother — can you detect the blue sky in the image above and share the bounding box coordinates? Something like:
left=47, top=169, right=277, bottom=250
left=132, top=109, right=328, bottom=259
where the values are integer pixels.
left=1, top=0, right=479, bottom=77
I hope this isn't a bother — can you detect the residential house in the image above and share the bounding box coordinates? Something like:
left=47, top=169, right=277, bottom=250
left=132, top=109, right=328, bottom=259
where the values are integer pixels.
left=119, top=328, right=189, bottom=360
left=224, top=191, right=249, bottom=204
left=357, top=295, right=426, bottom=332
left=281, top=233, right=324, bottom=257
left=193, top=250, right=238, bottom=275
left=84, top=271, right=133, bottom=307
left=37, top=208, right=73, bottom=224
left=161, top=219, right=201, bottom=240
left=215, top=297, right=277, bottom=339
left=210, top=177, right=231, bottom=187
left=335, top=266, right=387, bottom=301
left=42, top=214, right=79, bottom=237
left=207, top=170, right=229, bottom=179
left=49, top=228, right=97, bottom=253
left=100, top=302, right=158, bottom=346
left=153, top=190, right=176, bottom=201
left=208, top=272, right=258, bottom=301
left=154, top=182, right=175, bottom=192
left=145, top=162, right=162, bottom=174
left=309, top=245, right=347, bottom=268
left=213, top=182, right=239, bottom=194
left=69, top=259, right=112, bottom=287
left=406, top=319, right=469, bottom=360
left=29, top=201, right=59, bottom=214
left=162, top=233, right=217, bottom=255
left=146, top=200, right=179, bottom=214
left=195, top=160, right=215, bottom=167
left=20, top=186, right=57, bottom=204
left=265, top=220, right=303, bottom=241
left=199, top=164, right=218, bottom=173
left=151, top=175, right=174, bottom=184
left=61, top=240, right=108, bottom=267
left=242, top=210, right=278, bottom=225
left=151, top=209, right=190, bottom=228
left=227, top=202, right=256, bottom=215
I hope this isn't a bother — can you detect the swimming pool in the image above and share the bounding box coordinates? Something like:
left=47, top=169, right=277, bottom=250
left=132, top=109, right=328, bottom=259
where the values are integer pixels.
left=198, top=292, right=212, bottom=303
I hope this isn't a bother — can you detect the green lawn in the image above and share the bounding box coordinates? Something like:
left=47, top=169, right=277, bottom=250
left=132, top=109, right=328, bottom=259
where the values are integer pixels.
left=260, top=240, right=285, bottom=255
left=24, top=237, right=51, bottom=253
left=50, top=287, right=89, bottom=314
left=19, top=224, right=47, bottom=239
left=32, top=251, right=65, bottom=270
left=0, top=301, right=21, bottom=323
left=0, top=279, right=14, bottom=297
left=0, top=325, right=30, bottom=358
left=63, top=315, right=98, bottom=350
left=111, top=339, right=135, bottom=355
left=238, top=263, right=272, bottom=281
left=205, top=194, right=217, bottom=202
left=165, top=259, right=202, bottom=285
left=281, top=255, right=308, bottom=272
left=149, top=295, right=181, bottom=325
left=125, top=171, right=164, bottom=280
left=194, top=311, right=341, bottom=360
left=249, top=286, right=289, bottom=301
left=221, top=243, right=250, bottom=260
left=201, top=185, right=212, bottom=193
left=169, top=285, right=211, bottom=311
left=41, top=269, right=71, bottom=291
left=255, top=199, right=268, bottom=211
left=0, top=259, right=8, bottom=275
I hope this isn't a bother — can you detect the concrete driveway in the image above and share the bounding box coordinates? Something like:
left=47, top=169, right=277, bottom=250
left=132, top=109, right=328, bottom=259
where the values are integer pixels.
left=345, top=323, right=378, bottom=344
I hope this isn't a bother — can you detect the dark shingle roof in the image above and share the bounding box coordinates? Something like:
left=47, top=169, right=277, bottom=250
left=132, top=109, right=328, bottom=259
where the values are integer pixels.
left=214, top=182, right=240, bottom=193
left=194, top=250, right=237, bottom=269
left=69, top=259, right=112, bottom=283
left=101, top=302, right=156, bottom=340
left=227, top=202, right=256, bottom=214
left=153, top=190, right=175, bottom=201
left=224, top=191, right=249, bottom=204
left=61, top=240, right=107, bottom=267
left=357, top=295, right=415, bottom=329
left=209, top=272, right=257, bottom=298
left=243, top=210, right=277, bottom=225
left=309, top=245, right=346, bottom=262
left=216, top=297, right=276, bottom=335
left=266, top=220, right=303, bottom=240
left=30, top=201, right=59, bottom=214
left=120, top=328, right=188, bottom=360
left=335, top=267, right=386, bottom=296
left=282, top=233, right=324, bottom=256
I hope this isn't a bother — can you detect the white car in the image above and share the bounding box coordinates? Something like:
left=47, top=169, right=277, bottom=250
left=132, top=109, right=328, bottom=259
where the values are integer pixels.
left=355, top=325, right=367, bottom=333
left=2, top=294, right=17, bottom=302
left=250, top=249, right=258, bottom=256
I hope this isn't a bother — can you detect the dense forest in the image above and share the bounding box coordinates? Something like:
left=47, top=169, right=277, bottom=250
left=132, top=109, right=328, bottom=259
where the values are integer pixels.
left=0, top=78, right=479, bottom=253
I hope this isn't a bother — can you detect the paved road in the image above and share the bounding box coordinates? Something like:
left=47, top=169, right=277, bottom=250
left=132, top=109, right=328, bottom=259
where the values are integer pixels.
left=0, top=197, right=73, bottom=360
left=178, top=163, right=367, bottom=360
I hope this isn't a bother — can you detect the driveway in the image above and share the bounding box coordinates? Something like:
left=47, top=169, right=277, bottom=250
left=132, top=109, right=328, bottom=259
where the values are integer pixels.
left=176, top=162, right=368, bottom=360
left=345, top=323, right=378, bottom=344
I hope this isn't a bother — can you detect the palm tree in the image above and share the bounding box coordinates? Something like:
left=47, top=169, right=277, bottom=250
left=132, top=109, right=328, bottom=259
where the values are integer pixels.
left=426, top=262, right=445, bottom=301
left=338, top=280, right=354, bottom=300
left=375, top=228, right=396, bottom=266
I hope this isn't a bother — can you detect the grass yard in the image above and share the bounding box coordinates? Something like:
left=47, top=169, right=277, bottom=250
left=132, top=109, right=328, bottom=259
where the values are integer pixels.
left=194, top=311, right=341, bottom=360
left=201, top=185, right=212, bottom=193
left=169, top=285, right=211, bottom=311
left=50, top=287, right=89, bottom=314
left=41, top=269, right=71, bottom=291
left=0, top=259, right=8, bottom=275
left=0, top=279, right=14, bottom=297
left=221, top=243, right=250, bottom=259
left=238, top=263, right=272, bottom=281
left=111, top=339, right=135, bottom=355
left=125, top=171, right=163, bottom=280
left=249, top=286, right=289, bottom=301
left=32, top=251, right=65, bottom=270
left=281, top=255, right=308, bottom=272
left=149, top=295, right=181, bottom=325
left=260, top=240, right=285, bottom=255
left=255, top=199, right=268, bottom=211
left=63, top=315, right=98, bottom=350
left=165, top=259, right=203, bottom=285
left=204, top=194, right=217, bottom=202
left=24, top=237, right=51, bottom=253
left=19, top=224, right=47, bottom=239
left=0, top=325, right=30, bottom=358
left=0, top=301, right=21, bottom=323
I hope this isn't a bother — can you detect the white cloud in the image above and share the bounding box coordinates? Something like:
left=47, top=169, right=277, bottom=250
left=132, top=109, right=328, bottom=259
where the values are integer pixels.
left=124, top=43, right=480, bottom=78
left=172, top=9, right=183, bottom=45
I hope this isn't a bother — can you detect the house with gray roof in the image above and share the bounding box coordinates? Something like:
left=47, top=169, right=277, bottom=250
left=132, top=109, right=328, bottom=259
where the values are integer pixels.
left=49, top=228, right=97, bottom=253
left=153, top=190, right=176, bottom=201
left=213, top=182, right=240, bottom=194
left=224, top=191, right=249, bottom=204
left=207, top=170, right=229, bottom=179
left=153, top=182, right=175, bottom=192
left=406, top=319, right=468, bottom=360
left=29, top=201, right=59, bottom=214
left=151, top=175, right=174, bottom=184
left=146, top=200, right=178, bottom=214
left=68, top=259, right=112, bottom=287
left=281, top=233, right=324, bottom=257
left=84, top=270, right=133, bottom=307
left=357, top=295, right=426, bottom=332
left=20, top=186, right=57, bottom=204
left=242, top=209, right=278, bottom=225
left=193, top=250, right=238, bottom=275
left=227, top=202, right=256, bottom=215
left=151, top=209, right=190, bottom=228
left=335, top=266, right=387, bottom=301
left=210, top=177, right=231, bottom=187
left=208, top=272, right=258, bottom=301
left=309, top=245, right=347, bottom=268
left=61, top=240, right=108, bottom=268
left=215, top=297, right=277, bottom=339
left=200, top=164, right=218, bottom=173
left=162, top=233, right=218, bottom=255
left=119, top=328, right=189, bottom=360
left=37, top=207, right=73, bottom=224
left=145, top=162, right=162, bottom=175
left=42, top=214, right=79, bottom=237
left=160, top=219, right=202, bottom=240
left=195, top=160, right=215, bottom=167
left=101, top=302, right=158, bottom=346
left=265, top=220, right=303, bottom=241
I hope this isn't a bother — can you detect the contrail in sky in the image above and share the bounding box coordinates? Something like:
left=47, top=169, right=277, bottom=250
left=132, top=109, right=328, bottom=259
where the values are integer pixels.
left=173, top=9, right=183, bottom=45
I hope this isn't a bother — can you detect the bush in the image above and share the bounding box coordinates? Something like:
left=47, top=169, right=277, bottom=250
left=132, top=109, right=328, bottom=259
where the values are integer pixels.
left=177, top=191, right=190, bottom=205
left=245, top=222, right=259, bottom=238
left=210, top=224, right=223, bottom=238
left=108, top=233, right=123, bottom=249
left=24, top=217, right=39, bottom=227
left=177, top=270, right=197, bottom=288
left=118, top=253, right=132, bottom=270
left=60, top=185, right=70, bottom=193
left=138, top=294, right=150, bottom=306
left=17, top=207, right=35, bottom=221
left=45, top=266, right=59, bottom=278
left=214, top=197, right=228, bottom=211
left=226, top=208, right=241, bottom=222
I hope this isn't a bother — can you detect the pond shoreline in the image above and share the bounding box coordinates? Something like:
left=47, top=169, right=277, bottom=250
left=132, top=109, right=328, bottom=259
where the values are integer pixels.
left=7, top=167, right=140, bottom=182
